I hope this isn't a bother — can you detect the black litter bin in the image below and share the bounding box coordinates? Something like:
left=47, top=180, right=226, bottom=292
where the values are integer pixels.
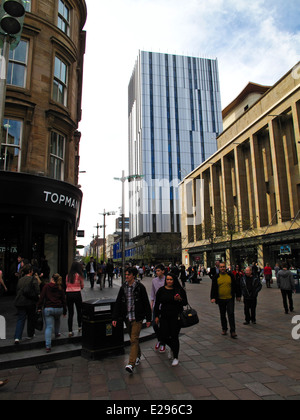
left=81, top=298, right=124, bottom=360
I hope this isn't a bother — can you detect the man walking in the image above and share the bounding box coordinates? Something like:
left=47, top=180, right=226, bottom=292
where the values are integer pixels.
left=112, top=267, right=151, bottom=374
left=210, top=262, right=241, bottom=339
left=277, top=263, right=296, bottom=314
left=240, top=266, right=262, bottom=325
left=86, top=257, right=96, bottom=289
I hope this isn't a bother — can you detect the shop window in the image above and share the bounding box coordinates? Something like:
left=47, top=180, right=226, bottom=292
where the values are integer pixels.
left=53, top=56, right=68, bottom=106
left=7, top=40, right=28, bottom=88
left=0, top=119, right=22, bottom=172
left=58, top=0, right=71, bottom=36
left=50, top=131, right=65, bottom=180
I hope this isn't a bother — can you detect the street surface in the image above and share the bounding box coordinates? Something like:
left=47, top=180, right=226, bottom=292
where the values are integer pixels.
left=0, top=275, right=300, bottom=400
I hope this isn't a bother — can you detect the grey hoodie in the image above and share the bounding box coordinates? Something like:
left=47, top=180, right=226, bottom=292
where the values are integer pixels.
left=277, top=269, right=295, bottom=291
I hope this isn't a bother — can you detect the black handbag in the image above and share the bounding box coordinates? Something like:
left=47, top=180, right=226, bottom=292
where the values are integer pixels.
left=179, top=304, right=199, bottom=328
left=35, top=310, right=44, bottom=331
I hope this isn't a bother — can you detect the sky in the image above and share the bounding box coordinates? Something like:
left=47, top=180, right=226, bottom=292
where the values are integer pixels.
left=77, top=0, right=300, bottom=249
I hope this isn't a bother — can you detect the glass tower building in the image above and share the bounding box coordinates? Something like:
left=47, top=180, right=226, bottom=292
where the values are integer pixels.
left=128, top=51, right=222, bottom=251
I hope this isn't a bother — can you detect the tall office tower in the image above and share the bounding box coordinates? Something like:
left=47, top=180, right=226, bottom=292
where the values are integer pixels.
left=128, top=51, right=222, bottom=263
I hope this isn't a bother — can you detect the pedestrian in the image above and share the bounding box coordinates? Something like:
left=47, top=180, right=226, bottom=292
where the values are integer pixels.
left=150, top=264, right=166, bottom=353
left=210, top=262, right=241, bottom=339
left=208, top=260, right=220, bottom=279
left=37, top=273, right=67, bottom=352
left=240, top=266, right=262, bottom=325
left=106, top=259, right=114, bottom=287
left=66, top=262, right=84, bottom=337
left=154, top=272, right=187, bottom=367
left=232, top=264, right=244, bottom=283
left=97, top=260, right=105, bottom=290
left=138, top=267, right=144, bottom=281
left=179, top=264, right=187, bottom=289
left=264, top=262, right=273, bottom=288
left=112, top=267, right=151, bottom=374
left=86, top=257, right=96, bottom=289
left=277, top=262, right=296, bottom=314
left=14, top=264, right=40, bottom=345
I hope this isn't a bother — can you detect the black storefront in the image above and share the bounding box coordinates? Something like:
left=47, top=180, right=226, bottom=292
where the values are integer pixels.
left=0, top=172, right=82, bottom=294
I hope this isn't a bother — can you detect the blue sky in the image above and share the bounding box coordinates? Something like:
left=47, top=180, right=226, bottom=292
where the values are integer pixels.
left=77, top=0, right=300, bottom=247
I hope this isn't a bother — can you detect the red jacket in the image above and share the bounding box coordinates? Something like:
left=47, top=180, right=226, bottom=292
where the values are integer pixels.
left=264, top=266, right=272, bottom=276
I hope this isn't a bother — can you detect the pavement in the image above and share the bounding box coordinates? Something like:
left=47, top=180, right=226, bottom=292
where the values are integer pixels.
left=0, top=275, right=300, bottom=400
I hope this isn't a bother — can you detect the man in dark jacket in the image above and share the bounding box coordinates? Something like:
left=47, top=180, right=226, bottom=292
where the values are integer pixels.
left=112, top=267, right=151, bottom=374
left=277, top=263, right=296, bottom=314
left=14, top=264, right=40, bottom=344
left=210, top=262, right=241, bottom=338
left=240, top=266, right=262, bottom=325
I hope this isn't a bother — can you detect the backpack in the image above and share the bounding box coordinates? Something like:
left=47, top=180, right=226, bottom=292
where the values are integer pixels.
left=22, top=277, right=39, bottom=301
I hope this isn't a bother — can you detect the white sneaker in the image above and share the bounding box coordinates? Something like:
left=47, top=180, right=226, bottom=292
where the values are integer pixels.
left=167, top=347, right=174, bottom=360
left=125, top=364, right=134, bottom=374
left=172, top=358, right=179, bottom=367
left=135, top=357, right=141, bottom=366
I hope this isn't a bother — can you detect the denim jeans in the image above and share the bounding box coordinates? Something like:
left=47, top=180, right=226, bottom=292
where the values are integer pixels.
left=44, top=307, right=63, bottom=349
left=14, top=305, right=36, bottom=340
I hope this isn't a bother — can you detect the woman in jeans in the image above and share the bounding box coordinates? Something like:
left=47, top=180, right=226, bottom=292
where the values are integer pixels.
left=66, top=262, right=84, bottom=337
left=37, top=273, right=66, bottom=352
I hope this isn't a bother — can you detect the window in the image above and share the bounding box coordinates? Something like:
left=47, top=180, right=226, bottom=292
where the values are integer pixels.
left=53, top=56, right=68, bottom=106
left=50, top=131, right=65, bottom=180
left=0, top=119, right=22, bottom=172
left=7, top=40, right=28, bottom=88
left=24, top=0, right=31, bottom=12
left=58, top=0, right=70, bottom=36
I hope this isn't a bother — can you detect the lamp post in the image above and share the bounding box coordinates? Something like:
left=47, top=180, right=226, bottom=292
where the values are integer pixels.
left=99, top=209, right=116, bottom=262
left=0, top=0, right=25, bottom=149
left=114, top=171, right=144, bottom=283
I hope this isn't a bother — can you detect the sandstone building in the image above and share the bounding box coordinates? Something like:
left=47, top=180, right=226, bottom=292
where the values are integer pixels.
left=0, top=0, right=87, bottom=291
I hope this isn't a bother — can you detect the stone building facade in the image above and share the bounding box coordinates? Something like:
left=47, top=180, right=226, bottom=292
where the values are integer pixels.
left=0, top=0, right=87, bottom=292
left=180, top=63, right=300, bottom=269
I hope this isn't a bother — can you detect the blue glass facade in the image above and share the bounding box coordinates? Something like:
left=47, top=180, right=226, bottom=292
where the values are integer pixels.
left=128, top=51, right=223, bottom=240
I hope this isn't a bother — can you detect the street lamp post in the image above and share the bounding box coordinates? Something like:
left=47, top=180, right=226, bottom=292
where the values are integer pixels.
left=99, top=209, right=116, bottom=262
left=114, top=171, right=144, bottom=283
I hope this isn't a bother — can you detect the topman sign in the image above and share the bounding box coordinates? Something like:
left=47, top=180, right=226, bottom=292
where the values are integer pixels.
left=43, top=190, right=79, bottom=210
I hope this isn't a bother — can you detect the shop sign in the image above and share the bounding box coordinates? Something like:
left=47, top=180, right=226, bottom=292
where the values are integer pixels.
left=280, top=245, right=291, bottom=255
left=43, top=191, right=79, bottom=210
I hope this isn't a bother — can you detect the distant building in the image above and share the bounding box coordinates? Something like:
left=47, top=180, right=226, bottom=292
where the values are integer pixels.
left=181, top=63, right=300, bottom=268
left=0, top=0, right=87, bottom=291
left=128, top=51, right=222, bottom=263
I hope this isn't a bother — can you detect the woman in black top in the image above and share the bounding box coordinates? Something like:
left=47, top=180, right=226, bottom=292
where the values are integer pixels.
left=154, top=273, right=187, bottom=366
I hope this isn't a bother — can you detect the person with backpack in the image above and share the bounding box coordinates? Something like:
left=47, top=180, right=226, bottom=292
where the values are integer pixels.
left=14, top=264, right=40, bottom=345
left=112, top=267, right=151, bottom=374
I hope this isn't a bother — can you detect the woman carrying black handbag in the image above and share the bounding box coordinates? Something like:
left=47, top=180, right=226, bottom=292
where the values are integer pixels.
left=154, top=273, right=187, bottom=367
